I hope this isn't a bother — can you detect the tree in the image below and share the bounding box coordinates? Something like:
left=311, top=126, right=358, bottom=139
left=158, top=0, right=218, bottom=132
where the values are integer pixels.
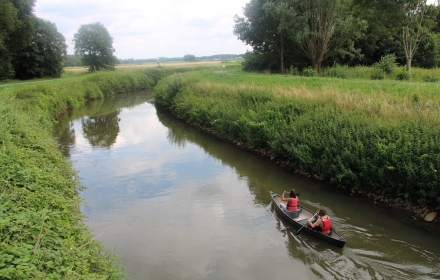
left=14, top=16, right=67, bottom=79
left=183, top=54, right=196, bottom=61
left=73, top=22, right=115, bottom=71
left=234, top=0, right=292, bottom=73
left=401, top=0, right=439, bottom=72
left=265, top=0, right=366, bottom=73
left=0, top=0, right=18, bottom=79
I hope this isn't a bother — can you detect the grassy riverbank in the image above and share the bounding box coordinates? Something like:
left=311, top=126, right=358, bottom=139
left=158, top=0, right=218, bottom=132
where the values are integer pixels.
left=0, top=69, right=186, bottom=279
left=154, top=71, right=440, bottom=212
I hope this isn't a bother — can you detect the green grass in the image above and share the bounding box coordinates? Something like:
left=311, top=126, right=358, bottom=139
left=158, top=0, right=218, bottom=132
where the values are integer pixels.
left=154, top=70, right=440, bottom=207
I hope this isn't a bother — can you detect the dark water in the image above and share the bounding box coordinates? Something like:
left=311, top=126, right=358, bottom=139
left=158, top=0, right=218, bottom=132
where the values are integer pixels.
left=53, top=91, right=440, bottom=280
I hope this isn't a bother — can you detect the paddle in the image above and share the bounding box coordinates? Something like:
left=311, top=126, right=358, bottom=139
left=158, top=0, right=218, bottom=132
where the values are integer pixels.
left=296, top=212, right=317, bottom=235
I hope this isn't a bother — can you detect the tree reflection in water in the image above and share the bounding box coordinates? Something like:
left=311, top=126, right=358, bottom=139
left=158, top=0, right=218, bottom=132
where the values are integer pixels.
left=81, top=110, right=121, bottom=147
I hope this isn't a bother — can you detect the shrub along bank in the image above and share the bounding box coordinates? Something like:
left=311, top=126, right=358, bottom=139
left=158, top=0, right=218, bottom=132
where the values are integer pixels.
left=153, top=72, right=440, bottom=212
left=0, top=69, right=185, bottom=279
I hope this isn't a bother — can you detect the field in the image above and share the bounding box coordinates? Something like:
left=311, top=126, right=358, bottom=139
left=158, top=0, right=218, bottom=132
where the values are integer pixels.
left=63, top=60, right=238, bottom=75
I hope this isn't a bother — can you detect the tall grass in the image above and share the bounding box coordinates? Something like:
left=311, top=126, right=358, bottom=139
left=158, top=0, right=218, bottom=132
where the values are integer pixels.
left=154, top=72, right=440, bottom=206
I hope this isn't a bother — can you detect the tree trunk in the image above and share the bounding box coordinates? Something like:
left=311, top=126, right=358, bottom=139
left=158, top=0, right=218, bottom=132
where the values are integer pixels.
left=312, top=60, right=322, bottom=74
left=406, top=56, right=412, bottom=72
left=280, top=35, right=285, bottom=74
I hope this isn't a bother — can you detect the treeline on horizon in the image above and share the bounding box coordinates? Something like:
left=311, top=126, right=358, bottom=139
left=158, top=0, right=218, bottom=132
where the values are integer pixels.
left=234, top=0, right=440, bottom=73
left=64, top=54, right=244, bottom=67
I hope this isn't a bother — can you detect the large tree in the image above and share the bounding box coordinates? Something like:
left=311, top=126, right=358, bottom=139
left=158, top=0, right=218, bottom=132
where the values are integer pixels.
left=73, top=22, right=115, bottom=71
left=14, top=16, right=67, bottom=79
left=1, top=0, right=68, bottom=80
left=0, top=0, right=17, bottom=79
left=0, top=0, right=36, bottom=80
left=401, top=0, right=439, bottom=72
left=264, top=0, right=366, bottom=73
left=234, top=0, right=293, bottom=73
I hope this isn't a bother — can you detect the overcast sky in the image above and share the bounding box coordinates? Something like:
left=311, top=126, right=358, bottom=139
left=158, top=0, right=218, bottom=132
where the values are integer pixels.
left=35, top=0, right=251, bottom=59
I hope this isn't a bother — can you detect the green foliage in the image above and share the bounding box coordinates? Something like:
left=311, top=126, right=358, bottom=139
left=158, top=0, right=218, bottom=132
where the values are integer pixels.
left=288, top=65, right=298, bottom=75
left=241, top=50, right=275, bottom=72
left=322, top=64, right=346, bottom=78
left=0, top=0, right=70, bottom=80
left=302, top=67, right=317, bottom=77
left=73, top=22, right=115, bottom=72
left=423, top=74, right=439, bottom=82
left=395, top=70, right=410, bottom=81
left=370, top=69, right=385, bottom=80
left=64, top=55, right=83, bottom=67
left=154, top=74, right=189, bottom=108
left=14, top=16, right=67, bottom=79
left=373, top=54, right=397, bottom=74
left=153, top=70, right=440, bottom=207
left=183, top=54, right=196, bottom=61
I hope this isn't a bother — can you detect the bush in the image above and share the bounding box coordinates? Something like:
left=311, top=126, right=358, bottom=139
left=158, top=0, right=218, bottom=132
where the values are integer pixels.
left=373, top=54, right=397, bottom=74
left=241, top=50, right=273, bottom=72
left=322, top=64, right=346, bottom=79
left=370, top=69, right=385, bottom=80
left=396, top=70, right=410, bottom=81
left=423, top=74, right=439, bottom=83
left=302, top=67, right=317, bottom=77
left=288, top=65, right=298, bottom=76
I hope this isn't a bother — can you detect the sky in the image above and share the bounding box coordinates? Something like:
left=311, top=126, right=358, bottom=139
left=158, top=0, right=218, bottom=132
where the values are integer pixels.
left=34, top=0, right=252, bottom=59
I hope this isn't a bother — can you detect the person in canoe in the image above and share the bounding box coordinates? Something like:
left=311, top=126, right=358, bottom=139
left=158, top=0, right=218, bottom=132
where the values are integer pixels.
left=307, top=208, right=331, bottom=235
left=280, top=189, right=301, bottom=218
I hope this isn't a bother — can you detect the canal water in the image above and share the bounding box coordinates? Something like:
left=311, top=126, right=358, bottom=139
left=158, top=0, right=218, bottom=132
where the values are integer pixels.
left=53, top=91, right=440, bottom=280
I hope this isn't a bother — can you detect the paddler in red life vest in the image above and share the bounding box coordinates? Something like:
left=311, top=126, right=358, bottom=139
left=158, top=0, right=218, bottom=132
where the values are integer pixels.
left=280, top=189, right=300, bottom=218
left=307, top=208, right=331, bottom=235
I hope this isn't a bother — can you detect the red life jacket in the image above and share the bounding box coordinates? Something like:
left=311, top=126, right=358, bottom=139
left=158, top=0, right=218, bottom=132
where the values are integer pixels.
left=321, top=216, right=331, bottom=234
left=287, top=197, right=298, bottom=211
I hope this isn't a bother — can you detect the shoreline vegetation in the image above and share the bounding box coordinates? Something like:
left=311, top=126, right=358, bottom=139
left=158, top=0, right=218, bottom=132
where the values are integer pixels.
left=1, top=61, right=439, bottom=278
left=0, top=69, right=187, bottom=279
left=153, top=67, right=440, bottom=234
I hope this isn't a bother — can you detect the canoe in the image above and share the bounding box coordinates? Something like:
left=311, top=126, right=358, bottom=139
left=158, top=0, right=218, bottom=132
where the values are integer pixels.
left=270, top=191, right=346, bottom=248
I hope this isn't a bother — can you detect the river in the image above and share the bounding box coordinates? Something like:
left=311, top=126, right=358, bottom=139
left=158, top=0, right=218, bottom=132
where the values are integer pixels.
left=53, top=91, right=440, bottom=280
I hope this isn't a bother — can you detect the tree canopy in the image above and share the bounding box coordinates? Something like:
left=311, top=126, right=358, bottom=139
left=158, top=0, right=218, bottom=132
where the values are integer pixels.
left=14, top=16, right=67, bottom=79
left=73, top=22, right=115, bottom=72
left=0, top=0, right=66, bottom=80
left=234, top=0, right=440, bottom=73
left=183, top=54, right=196, bottom=61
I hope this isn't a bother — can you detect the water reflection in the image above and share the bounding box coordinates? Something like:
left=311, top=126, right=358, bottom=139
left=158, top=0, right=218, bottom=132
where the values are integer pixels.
left=54, top=91, right=154, bottom=154
left=53, top=92, right=440, bottom=280
left=82, top=110, right=121, bottom=147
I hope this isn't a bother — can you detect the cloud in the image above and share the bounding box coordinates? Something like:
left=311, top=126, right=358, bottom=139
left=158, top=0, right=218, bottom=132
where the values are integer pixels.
left=34, top=0, right=251, bottom=59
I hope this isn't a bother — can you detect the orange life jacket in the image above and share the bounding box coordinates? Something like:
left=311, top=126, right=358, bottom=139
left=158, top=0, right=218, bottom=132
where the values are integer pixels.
left=287, top=197, right=298, bottom=211
left=321, top=216, right=331, bottom=234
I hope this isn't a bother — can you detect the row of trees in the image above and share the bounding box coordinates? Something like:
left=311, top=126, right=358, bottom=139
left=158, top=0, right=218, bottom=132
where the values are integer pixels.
left=0, top=0, right=115, bottom=80
left=234, top=0, right=440, bottom=73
